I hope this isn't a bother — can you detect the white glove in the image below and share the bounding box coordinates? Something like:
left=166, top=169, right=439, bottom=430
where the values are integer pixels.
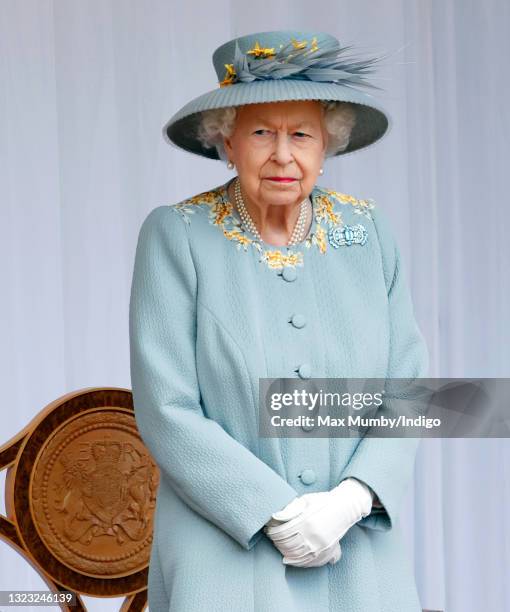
left=265, top=494, right=342, bottom=567
left=288, top=538, right=341, bottom=567
left=264, top=478, right=373, bottom=568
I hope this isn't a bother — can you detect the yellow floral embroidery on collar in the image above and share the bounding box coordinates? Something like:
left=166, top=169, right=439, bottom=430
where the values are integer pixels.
left=171, top=184, right=375, bottom=271
left=262, top=249, right=304, bottom=269
left=322, top=188, right=376, bottom=219
left=309, top=224, right=328, bottom=254
left=314, top=194, right=343, bottom=225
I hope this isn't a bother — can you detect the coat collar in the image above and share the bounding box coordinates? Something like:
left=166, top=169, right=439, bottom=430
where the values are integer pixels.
left=172, top=179, right=375, bottom=272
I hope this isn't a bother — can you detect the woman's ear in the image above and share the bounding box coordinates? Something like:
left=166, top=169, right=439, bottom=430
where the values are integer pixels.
left=223, top=135, right=234, bottom=161
left=321, top=126, right=329, bottom=156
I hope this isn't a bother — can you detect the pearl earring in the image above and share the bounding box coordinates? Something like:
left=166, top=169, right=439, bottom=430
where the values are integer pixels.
left=319, top=168, right=324, bottom=175
left=227, top=161, right=234, bottom=170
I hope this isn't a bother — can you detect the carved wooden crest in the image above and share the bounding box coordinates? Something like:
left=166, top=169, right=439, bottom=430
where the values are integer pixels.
left=0, top=388, right=159, bottom=611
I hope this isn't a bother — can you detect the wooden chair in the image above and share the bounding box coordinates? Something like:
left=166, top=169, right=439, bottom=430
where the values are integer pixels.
left=0, top=387, right=442, bottom=612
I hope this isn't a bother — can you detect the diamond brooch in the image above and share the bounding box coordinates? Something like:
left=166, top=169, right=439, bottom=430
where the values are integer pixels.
left=328, top=224, right=368, bottom=248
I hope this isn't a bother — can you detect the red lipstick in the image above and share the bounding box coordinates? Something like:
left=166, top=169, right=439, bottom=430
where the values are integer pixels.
left=266, top=177, right=297, bottom=183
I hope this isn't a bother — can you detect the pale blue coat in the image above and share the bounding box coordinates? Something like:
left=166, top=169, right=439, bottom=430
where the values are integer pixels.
left=129, top=177, right=429, bottom=612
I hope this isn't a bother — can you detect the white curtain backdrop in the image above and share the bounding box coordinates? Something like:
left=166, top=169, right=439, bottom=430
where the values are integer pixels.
left=1, top=1, right=509, bottom=611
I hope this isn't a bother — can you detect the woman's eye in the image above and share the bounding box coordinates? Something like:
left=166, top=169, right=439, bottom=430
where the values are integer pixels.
left=252, top=129, right=310, bottom=138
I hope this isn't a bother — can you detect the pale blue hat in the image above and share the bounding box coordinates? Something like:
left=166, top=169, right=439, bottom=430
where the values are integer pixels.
left=163, top=30, right=392, bottom=159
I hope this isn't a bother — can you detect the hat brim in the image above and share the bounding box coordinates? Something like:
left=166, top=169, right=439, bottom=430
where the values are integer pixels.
left=163, top=79, right=392, bottom=159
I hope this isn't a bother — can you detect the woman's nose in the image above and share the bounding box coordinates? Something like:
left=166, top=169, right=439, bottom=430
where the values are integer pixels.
left=272, top=133, right=294, bottom=165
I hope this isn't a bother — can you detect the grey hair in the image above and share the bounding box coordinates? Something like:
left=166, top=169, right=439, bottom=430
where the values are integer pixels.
left=195, top=101, right=357, bottom=162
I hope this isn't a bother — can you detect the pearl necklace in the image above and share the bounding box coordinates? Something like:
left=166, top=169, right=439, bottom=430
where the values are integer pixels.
left=233, top=177, right=310, bottom=247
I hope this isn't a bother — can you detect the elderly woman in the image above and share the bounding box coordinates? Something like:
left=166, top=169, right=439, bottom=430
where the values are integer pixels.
left=129, top=30, right=429, bottom=612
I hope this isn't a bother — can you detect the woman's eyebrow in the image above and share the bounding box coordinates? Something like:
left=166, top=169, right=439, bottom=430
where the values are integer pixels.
left=251, top=118, right=316, bottom=129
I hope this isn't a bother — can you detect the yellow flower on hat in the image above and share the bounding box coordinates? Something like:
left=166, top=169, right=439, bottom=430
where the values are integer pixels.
left=291, top=37, right=308, bottom=50
left=246, top=41, right=276, bottom=59
left=220, top=63, right=236, bottom=87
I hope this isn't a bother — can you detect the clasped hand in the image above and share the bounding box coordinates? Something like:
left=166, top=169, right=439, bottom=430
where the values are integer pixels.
left=264, top=478, right=373, bottom=568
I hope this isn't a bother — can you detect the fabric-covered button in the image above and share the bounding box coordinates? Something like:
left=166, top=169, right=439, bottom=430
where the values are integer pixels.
left=290, top=313, right=306, bottom=328
left=282, top=267, right=297, bottom=282
left=297, top=363, right=311, bottom=379
left=299, top=469, right=317, bottom=485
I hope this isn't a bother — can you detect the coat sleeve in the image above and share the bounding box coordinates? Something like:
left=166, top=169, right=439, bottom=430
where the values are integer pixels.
left=338, top=204, right=430, bottom=531
left=129, top=205, right=298, bottom=550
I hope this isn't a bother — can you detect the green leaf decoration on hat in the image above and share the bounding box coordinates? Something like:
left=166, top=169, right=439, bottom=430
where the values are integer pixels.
left=223, top=37, right=387, bottom=92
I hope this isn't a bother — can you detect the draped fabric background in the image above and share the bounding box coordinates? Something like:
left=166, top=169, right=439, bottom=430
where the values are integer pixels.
left=1, top=1, right=509, bottom=611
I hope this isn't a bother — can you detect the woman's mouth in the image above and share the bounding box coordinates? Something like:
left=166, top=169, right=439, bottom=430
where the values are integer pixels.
left=265, top=177, right=298, bottom=183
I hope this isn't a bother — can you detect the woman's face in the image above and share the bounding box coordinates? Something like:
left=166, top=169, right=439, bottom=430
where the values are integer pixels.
left=223, top=100, right=328, bottom=209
